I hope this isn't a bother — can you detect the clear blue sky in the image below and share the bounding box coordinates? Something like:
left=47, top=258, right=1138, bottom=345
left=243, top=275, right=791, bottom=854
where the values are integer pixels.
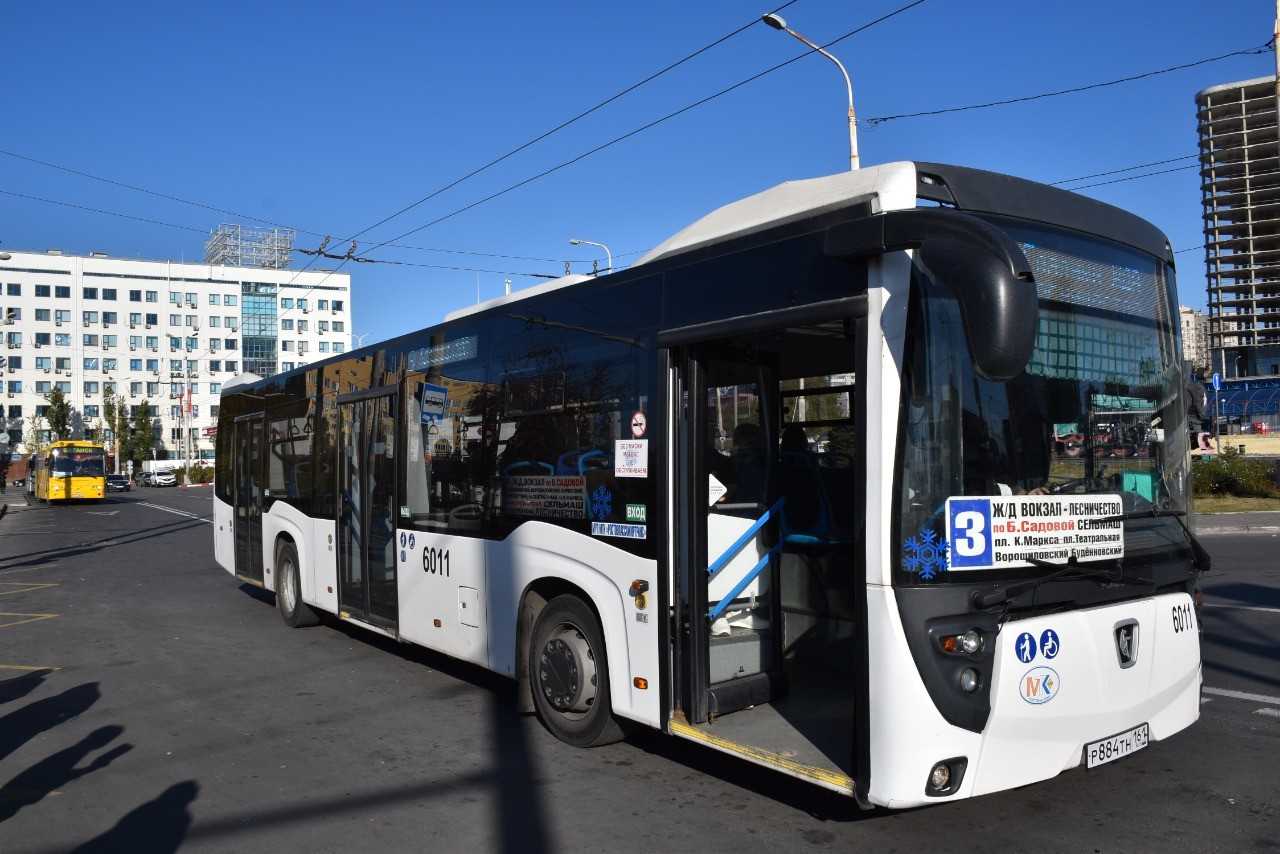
left=3, top=1, right=1273, bottom=339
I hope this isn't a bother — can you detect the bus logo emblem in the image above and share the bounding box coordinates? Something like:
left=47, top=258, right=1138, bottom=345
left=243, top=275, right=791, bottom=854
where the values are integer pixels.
left=1019, top=666, right=1059, bottom=705
left=1114, top=620, right=1139, bottom=669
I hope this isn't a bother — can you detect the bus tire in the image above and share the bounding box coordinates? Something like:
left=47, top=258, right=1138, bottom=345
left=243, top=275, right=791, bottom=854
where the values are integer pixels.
left=275, top=540, right=319, bottom=628
left=528, top=593, right=624, bottom=747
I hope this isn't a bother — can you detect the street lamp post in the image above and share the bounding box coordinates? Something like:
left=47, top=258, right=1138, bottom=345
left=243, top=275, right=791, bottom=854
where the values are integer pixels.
left=569, top=239, right=612, bottom=275
left=762, top=13, right=859, bottom=171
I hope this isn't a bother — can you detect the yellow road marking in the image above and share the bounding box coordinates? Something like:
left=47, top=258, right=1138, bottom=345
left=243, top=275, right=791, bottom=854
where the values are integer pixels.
left=0, top=582, right=60, bottom=597
left=0, top=663, right=62, bottom=671
left=0, top=612, right=60, bottom=629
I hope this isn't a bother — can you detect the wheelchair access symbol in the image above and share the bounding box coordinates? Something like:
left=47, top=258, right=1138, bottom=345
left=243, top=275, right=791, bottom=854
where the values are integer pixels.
left=1040, top=629, right=1060, bottom=660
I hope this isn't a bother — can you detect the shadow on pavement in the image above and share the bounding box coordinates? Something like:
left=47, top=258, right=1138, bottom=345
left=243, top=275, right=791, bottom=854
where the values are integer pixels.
left=1202, top=581, right=1280, bottom=609
left=237, top=582, right=275, bottom=606
left=0, top=518, right=204, bottom=572
left=0, top=682, right=101, bottom=763
left=0, top=670, right=53, bottom=707
left=629, top=728, right=877, bottom=822
left=0, top=725, right=132, bottom=823
left=490, top=688, right=553, bottom=853
left=69, top=780, right=199, bottom=854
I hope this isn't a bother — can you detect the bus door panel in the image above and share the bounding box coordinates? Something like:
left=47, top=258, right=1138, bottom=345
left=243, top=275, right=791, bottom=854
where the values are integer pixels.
left=233, top=415, right=266, bottom=584
left=669, top=311, right=869, bottom=793
left=396, top=531, right=487, bottom=666
left=337, top=391, right=400, bottom=628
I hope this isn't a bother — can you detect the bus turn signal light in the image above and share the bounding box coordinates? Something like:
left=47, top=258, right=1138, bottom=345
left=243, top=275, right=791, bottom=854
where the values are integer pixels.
left=633, top=677, right=648, bottom=690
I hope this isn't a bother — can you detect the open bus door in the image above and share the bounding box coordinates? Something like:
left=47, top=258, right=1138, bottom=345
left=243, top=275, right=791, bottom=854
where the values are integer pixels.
left=664, top=301, right=869, bottom=798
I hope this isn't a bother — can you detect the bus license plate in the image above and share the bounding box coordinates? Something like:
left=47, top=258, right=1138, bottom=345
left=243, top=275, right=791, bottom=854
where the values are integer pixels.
left=1084, top=723, right=1150, bottom=769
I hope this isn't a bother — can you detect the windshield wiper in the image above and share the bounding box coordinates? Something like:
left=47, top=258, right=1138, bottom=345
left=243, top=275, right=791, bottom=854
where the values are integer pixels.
left=1091, top=508, right=1212, bottom=574
left=971, top=558, right=1119, bottom=610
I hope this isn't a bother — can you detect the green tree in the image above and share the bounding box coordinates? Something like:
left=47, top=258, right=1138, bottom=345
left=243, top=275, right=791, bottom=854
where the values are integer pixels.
left=126, top=400, right=155, bottom=470
left=102, top=391, right=130, bottom=474
left=44, top=387, right=73, bottom=441
left=24, top=412, right=47, bottom=456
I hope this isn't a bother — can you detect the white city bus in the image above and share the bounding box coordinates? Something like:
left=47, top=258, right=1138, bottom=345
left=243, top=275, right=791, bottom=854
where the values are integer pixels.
left=213, top=162, right=1208, bottom=808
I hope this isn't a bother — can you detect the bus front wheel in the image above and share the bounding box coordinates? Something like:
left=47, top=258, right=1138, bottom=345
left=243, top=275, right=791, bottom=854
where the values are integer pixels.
left=529, top=594, right=624, bottom=747
left=275, top=540, right=319, bottom=628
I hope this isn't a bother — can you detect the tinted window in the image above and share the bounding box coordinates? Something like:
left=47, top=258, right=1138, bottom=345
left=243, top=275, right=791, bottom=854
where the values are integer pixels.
left=487, top=279, right=659, bottom=556
left=663, top=231, right=866, bottom=329
left=266, top=372, right=316, bottom=515
left=402, top=321, right=494, bottom=535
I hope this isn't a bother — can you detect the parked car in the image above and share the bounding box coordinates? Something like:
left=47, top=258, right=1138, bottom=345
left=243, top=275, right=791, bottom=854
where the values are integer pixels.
left=106, top=474, right=131, bottom=492
left=136, top=472, right=153, bottom=487
left=153, top=471, right=177, bottom=487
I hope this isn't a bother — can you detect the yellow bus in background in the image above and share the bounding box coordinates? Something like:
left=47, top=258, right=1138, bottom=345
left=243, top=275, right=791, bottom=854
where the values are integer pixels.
left=30, top=440, right=107, bottom=502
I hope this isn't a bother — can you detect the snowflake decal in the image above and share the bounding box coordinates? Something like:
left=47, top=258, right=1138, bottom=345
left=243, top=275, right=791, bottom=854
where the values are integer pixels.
left=903, top=528, right=948, bottom=581
left=590, top=486, right=613, bottom=521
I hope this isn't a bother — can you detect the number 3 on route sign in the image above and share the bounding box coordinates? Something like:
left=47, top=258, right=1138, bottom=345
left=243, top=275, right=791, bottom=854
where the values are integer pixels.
left=946, top=498, right=992, bottom=569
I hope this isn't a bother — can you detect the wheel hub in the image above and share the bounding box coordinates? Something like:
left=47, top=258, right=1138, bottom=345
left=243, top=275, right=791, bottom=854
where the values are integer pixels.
left=280, top=558, right=296, bottom=613
left=538, top=624, right=598, bottom=716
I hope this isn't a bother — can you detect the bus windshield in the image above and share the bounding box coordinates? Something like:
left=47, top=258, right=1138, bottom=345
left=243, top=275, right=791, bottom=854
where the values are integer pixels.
left=51, top=446, right=105, bottom=477
left=896, top=218, right=1190, bottom=584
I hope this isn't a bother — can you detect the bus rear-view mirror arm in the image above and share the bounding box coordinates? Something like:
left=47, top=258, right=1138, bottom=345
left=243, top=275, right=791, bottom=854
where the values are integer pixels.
left=824, top=208, right=1038, bottom=382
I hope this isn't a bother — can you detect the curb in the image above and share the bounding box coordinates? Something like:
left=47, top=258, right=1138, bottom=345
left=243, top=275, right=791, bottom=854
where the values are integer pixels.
left=1196, top=526, right=1280, bottom=535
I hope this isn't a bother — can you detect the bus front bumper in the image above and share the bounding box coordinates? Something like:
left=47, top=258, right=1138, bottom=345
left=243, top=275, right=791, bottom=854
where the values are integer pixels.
left=966, top=591, right=1201, bottom=798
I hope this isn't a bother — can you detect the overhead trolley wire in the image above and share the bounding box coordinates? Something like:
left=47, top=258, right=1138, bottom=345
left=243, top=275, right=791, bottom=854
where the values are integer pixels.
left=863, top=40, right=1275, bottom=126
left=0, top=187, right=208, bottom=235
left=361, top=0, right=930, bottom=254
left=0, top=187, right=559, bottom=279
left=0, top=147, right=570, bottom=265
left=343, top=0, right=802, bottom=246
left=1063, top=164, right=1200, bottom=191
left=1050, top=154, right=1200, bottom=186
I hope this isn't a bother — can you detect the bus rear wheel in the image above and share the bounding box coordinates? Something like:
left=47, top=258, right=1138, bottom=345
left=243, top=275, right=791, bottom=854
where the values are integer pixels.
left=276, top=540, right=319, bottom=628
left=529, top=594, right=624, bottom=747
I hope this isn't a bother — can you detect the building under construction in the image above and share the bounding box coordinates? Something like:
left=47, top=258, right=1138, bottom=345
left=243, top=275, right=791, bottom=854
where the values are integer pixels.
left=204, top=224, right=296, bottom=269
left=1196, top=75, right=1280, bottom=379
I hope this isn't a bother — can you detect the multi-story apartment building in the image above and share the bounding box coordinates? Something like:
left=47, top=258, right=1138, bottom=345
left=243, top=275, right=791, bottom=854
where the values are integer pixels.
left=1196, top=75, right=1280, bottom=379
left=1, top=250, right=352, bottom=460
left=1178, top=305, right=1210, bottom=374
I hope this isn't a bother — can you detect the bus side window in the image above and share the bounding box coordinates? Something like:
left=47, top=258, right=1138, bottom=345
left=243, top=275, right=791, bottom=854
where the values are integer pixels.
left=401, top=324, right=493, bottom=536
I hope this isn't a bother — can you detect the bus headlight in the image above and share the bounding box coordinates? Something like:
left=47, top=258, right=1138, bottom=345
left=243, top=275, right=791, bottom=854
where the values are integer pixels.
left=958, top=668, right=980, bottom=693
left=940, top=629, right=984, bottom=655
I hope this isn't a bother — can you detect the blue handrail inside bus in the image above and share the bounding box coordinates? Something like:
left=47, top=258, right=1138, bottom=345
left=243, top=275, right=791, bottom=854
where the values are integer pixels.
left=706, top=497, right=785, bottom=621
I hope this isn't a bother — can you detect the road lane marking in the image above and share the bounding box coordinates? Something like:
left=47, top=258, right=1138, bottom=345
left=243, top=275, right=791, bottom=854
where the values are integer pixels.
left=0, top=612, right=60, bottom=629
left=1201, top=603, right=1280, bottom=615
left=1254, top=708, right=1280, bottom=719
left=137, top=501, right=212, bottom=524
left=0, top=663, right=61, bottom=671
left=0, top=582, right=59, bottom=597
left=1203, top=686, right=1280, bottom=705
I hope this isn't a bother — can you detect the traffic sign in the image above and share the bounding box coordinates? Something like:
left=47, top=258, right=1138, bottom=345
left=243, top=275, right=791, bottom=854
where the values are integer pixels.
left=1212, top=372, right=1221, bottom=392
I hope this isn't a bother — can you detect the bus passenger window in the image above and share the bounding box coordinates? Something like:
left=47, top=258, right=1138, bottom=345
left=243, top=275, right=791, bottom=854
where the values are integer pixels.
left=404, top=376, right=496, bottom=534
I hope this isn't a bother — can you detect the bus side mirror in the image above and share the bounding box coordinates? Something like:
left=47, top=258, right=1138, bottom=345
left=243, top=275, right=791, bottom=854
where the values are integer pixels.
left=826, top=209, right=1039, bottom=382
left=915, top=236, right=1038, bottom=382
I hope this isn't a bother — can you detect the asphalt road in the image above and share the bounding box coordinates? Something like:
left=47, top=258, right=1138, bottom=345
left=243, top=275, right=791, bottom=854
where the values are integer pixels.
left=0, top=489, right=1275, bottom=853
